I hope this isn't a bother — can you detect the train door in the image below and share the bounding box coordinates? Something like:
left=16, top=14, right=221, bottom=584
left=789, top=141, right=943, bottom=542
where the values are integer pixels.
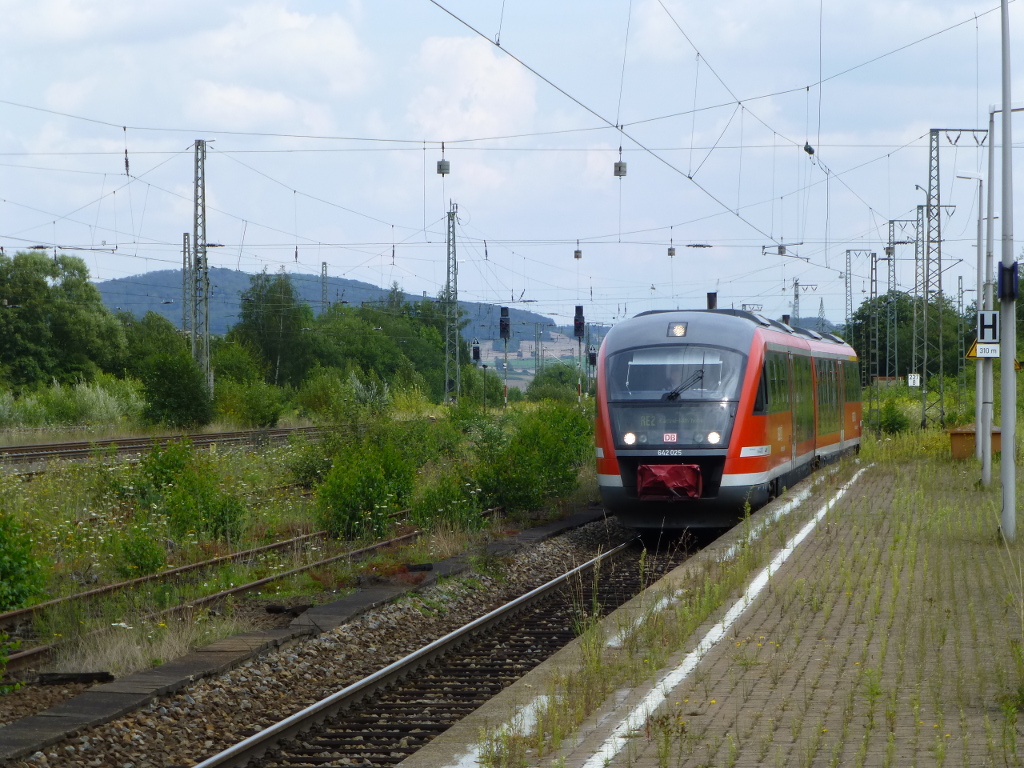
left=787, top=352, right=797, bottom=464
left=839, top=360, right=846, bottom=443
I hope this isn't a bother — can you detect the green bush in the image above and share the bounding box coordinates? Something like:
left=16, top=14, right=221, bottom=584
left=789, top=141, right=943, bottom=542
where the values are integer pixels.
left=0, top=512, right=43, bottom=611
left=316, top=440, right=415, bottom=539
left=410, top=463, right=484, bottom=530
left=111, top=524, right=166, bottom=578
left=140, top=350, right=213, bottom=428
left=135, top=441, right=246, bottom=542
left=138, top=441, right=195, bottom=494
left=0, top=376, right=145, bottom=428
left=526, top=363, right=581, bottom=402
left=475, top=403, right=591, bottom=512
left=215, top=379, right=284, bottom=428
left=286, top=434, right=338, bottom=488
left=160, top=475, right=246, bottom=542
left=879, top=398, right=912, bottom=435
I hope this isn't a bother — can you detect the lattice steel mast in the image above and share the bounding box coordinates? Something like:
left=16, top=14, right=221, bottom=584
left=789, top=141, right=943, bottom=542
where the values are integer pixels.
left=920, top=127, right=988, bottom=426
left=912, top=204, right=925, bottom=385
left=182, top=232, right=192, bottom=335
left=885, top=218, right=916, bottom=379
left=443, top=202, right=460, bottom=402
left=321, top=262, right=328, bottom=314
left=192, top=139, right=212, bottom=391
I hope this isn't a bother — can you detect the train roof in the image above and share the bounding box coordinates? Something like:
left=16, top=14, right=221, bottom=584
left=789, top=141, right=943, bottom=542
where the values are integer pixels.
left=603, top=308, right=853, bottom=356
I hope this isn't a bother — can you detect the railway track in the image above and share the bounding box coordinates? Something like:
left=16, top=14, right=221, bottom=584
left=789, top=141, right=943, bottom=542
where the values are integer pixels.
left=2, top=530, right=420, bottom=676
left=190, top=539, right=688, bottom=768
left=0, top=426, right=319, bottom=465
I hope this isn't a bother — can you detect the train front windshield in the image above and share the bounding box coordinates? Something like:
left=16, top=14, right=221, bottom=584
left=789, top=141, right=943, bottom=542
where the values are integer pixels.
left=605, top=345, right=745, bottom=449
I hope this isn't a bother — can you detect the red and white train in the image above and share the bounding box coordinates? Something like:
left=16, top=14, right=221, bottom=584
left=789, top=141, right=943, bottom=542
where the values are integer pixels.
left=594, top=308, right=861, bottom=532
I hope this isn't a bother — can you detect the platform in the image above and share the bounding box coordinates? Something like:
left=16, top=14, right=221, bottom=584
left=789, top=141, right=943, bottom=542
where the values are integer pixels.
left=402, top=455, right=1024, bottom=768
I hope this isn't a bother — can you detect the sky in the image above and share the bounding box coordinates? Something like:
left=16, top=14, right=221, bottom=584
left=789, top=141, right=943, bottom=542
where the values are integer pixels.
left=0, top=0, right=1021, bottom=329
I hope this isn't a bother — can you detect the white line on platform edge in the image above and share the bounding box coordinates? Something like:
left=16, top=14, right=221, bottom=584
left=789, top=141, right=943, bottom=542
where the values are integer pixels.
left=579, top=467, right=867, bottom=768
left=604, top=478, right=821, bottom=650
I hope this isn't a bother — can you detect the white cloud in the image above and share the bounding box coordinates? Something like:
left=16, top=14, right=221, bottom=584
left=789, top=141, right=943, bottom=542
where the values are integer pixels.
left=194, top=3, right=372, bottom=99
left=406, top=36, right=537, bottom=139
left=189, top=81, right=334, bottom=134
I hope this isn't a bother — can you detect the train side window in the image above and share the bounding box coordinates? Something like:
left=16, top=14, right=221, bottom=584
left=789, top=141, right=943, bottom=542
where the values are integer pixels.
left=766, top=351, right=789, bottom=414
left=754, top=365, right=768, bottom=414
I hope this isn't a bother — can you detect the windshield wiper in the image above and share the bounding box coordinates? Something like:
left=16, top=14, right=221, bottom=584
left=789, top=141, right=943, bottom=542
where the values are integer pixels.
left=664, top=369, right=703, bottom=400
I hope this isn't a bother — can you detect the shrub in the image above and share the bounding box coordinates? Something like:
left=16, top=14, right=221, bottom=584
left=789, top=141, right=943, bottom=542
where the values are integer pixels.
left=349, top=372, right=390, bottom=413
left=0, top=511, right=43, bottom=611
left=316, top=440, right=415, bottom=539
left=135, top=441, right=246, bottom=543
left=286, top=434, right=337, bottom=488
left=475, top=403, right=591, bottom=512
left=140, top=350, right=213, bottom=428
left=526, top=363, right=580, bottom=402
left=155, top=473, right=245, bottom=543
left=111, top=525, right=166, bottom=578
left=138, top=441, right=195, bottom=494
left=879, top=398, right=911, bottom=435
left=410, top=463, right=484, bottom=530
left=215, top=379, right=284, bottom=428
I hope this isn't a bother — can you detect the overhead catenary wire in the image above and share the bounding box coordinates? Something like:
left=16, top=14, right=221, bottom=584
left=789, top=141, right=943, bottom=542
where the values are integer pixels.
left=0, top=2, right=1003, bottom=324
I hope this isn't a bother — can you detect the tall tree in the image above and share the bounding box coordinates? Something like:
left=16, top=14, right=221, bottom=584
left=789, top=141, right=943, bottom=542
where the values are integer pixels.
left=114, top=311, right=212, bottom=428
left=845, top=290, right=967, bottom=380
left=231, top=270, right=316, bottom=387
left=0, top=251, right=125, bottom=388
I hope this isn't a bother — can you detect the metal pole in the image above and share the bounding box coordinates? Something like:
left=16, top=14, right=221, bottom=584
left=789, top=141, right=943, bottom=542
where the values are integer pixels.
left=983, top=108, right=996, bottom=487
left=999, top=0, right=1015, bottom=542
left=975, top=178, right=984, bottom=460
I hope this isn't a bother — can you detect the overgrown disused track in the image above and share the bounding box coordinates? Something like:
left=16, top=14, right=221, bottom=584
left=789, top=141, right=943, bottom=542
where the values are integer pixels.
left=3, top=531, right=420, bottom=676
left=0, top=426, right=318, bottom=466
left=190, top=540, right=691, bottom=768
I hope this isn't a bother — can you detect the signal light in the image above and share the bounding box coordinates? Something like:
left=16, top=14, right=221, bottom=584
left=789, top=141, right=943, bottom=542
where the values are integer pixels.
left=574, top=305, right=585, bottom=339
left=472, top=338, right=480, bottom=362
left=588, top=346, right=597, bottom=367
left=499, top=307, right=511, bottom=340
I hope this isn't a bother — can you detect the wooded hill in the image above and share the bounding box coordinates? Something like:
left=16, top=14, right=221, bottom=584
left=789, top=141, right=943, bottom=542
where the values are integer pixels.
left=95, top=268, right=561, bottom=342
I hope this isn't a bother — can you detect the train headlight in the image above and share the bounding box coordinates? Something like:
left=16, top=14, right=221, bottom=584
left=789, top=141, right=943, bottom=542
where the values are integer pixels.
left=707, top=431, right=722, bottom=445
left=623, top=432, right=637, bottom=445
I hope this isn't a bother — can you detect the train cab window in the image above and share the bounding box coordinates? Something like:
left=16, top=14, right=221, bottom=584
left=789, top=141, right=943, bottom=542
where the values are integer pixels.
left=606, top=345, right=745, bottom=401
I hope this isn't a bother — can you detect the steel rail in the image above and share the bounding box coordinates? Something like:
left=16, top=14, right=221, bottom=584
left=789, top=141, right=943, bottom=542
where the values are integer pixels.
left=0, top=530, right=329, bottom=633
left=191, top=540, right=632, bottom=768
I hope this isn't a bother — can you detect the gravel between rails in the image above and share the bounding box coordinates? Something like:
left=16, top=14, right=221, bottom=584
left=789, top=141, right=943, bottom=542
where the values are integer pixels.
left=6, top=518, right=637, bottom=768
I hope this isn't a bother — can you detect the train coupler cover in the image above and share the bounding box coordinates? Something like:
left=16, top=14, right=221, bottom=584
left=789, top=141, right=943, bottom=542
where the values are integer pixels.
left=637, top=464, right=702, bottom=500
